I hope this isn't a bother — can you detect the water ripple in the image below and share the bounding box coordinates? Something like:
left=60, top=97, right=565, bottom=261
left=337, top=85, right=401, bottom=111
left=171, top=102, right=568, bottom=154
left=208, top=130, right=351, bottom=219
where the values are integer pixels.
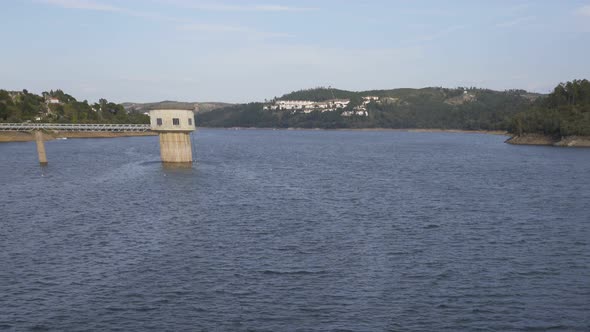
left=0, top=131, right=589, bottom=331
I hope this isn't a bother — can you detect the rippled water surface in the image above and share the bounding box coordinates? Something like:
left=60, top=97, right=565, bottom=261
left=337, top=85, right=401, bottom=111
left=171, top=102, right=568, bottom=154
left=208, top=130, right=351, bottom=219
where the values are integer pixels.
left=1, top=129, right=589, bottom=331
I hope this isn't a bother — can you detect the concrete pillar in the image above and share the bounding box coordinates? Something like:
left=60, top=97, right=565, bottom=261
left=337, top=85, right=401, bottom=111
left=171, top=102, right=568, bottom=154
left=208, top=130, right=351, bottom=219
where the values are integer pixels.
left=34, top=131, right=48, bottom=165
left=159, top=132, right=192, bottom=163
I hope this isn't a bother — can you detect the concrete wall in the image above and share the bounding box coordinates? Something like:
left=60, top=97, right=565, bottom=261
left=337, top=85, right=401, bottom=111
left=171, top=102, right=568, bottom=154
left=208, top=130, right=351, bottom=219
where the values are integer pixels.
left=34, top=131, right=47, bottom=165
left=159, top=132, right=192, bottom=163
left=149, top=109, right=196, bottom=132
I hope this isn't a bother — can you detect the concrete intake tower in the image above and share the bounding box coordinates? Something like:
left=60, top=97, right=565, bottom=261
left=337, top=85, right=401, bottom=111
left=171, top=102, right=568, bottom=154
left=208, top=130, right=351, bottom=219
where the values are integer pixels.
left=149, top=109, right=196, bottom=164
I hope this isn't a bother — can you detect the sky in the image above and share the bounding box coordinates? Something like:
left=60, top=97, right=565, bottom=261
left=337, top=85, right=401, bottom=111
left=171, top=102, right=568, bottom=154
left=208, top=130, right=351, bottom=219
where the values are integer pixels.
left=1, top=0, right=590, bottom=103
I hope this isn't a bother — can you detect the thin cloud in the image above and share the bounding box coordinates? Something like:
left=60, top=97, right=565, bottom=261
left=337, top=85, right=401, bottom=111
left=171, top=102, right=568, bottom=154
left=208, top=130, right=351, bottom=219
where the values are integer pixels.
left=179, top=23, right=251, bottom=33
left=496, top=16, right=535, bottom=28
left=575, top=5, right=590, bottom=17
left=159, top=0, right=317, bottom=12
left=39, top=0, right=185, bottom=22
left=251, top=5, right=316, bottom=12
left=506, top=3, right=530, bottom=14
left=416, top=25, right=465, bottom=42
left=124, top=10, right=185, bottom=23
left=38, top=0, right=290, bottom=37
left=37, top=0, right=121, bottom=11
left=178, top=23, right=293, bottom=38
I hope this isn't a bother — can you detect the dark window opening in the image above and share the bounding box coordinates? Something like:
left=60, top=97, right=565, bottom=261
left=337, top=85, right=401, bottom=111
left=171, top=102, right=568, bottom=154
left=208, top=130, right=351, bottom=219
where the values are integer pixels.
left=156, top=118, right=163, bottom=126
left=173, top=118, right=180, bottom=126
left=188, top=118, right=193, bottom=126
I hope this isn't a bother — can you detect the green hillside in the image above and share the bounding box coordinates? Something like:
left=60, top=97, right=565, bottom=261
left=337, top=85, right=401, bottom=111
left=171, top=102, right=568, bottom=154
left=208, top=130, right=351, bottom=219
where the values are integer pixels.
left=122, top=101, right=231, bottom=113
left=198, top=87, right=544, bottom=130
left=0, top=89, right=148, bottom=124
left=510, top=79, right=590, bottom=136
left=5, top=81, right=587, bottom=136
left=278, top=87, right=358, bottom=101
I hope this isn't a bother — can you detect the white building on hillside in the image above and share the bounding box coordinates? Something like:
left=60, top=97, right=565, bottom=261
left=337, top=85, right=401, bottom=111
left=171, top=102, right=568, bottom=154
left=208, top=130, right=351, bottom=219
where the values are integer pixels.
left=263, top=98, right=351, bottom=112
left=342, top=110, right=368, bottom=117
left=362, top=96, right=379, bottom=105
left=331, top=99, right=350, bottom=108
left=276, top=100, right=315, bottom=110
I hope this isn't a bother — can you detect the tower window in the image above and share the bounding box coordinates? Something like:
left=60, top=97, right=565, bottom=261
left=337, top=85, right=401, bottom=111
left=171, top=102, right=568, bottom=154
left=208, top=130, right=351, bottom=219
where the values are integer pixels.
left=173, top=118, right=180, bottom=126
left=156, top=118, right=163, bottom=126
left=188, top=118, right=193, bottom=126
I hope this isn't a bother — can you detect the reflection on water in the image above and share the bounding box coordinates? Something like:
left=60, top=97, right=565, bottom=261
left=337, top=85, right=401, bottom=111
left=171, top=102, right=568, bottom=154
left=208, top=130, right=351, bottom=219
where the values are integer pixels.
left=162, top=162, right=194, bottom=170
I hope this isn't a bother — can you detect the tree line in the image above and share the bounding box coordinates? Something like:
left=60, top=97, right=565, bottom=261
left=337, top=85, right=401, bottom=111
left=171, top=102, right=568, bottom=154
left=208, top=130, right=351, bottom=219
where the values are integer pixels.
left=0, top=89, right=149, bottom=124
left=3, top=80, right=588, bottom=137
left=509, top=79, right=590, bottom=136
left=199, top=81, right=590, bottom=137
left=198, top=87, right=541, bottom=131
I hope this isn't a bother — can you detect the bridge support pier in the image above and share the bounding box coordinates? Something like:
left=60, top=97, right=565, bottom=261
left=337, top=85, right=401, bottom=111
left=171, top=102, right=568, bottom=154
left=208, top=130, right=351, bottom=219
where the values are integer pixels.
left=34, top=130, right=48, bottom=165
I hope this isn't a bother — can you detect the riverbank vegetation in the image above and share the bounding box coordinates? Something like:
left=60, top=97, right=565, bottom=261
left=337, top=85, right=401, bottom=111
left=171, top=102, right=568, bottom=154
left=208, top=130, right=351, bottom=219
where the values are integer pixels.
left=0, top=89, right=149, bottom=124
left=3, top=80, right=589, bottom=138
left=509, top=79, right=590, bottom=137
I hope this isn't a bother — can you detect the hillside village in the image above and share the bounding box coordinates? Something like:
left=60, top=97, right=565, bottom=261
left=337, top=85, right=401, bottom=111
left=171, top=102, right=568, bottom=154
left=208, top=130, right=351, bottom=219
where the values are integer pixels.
left=263, top=96, right=383, bottom=116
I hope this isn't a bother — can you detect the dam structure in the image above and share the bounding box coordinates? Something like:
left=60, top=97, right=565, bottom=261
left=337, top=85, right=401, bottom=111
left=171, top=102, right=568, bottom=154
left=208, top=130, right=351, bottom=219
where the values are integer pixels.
left=149, top=109, right=196, bottom=164
left=1, top=115, right=196, bottom=166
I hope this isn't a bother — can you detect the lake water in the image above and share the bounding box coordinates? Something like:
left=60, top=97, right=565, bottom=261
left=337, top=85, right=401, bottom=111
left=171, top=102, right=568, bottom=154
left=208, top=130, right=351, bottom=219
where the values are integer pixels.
left=1, top=129, right=589, bottom=331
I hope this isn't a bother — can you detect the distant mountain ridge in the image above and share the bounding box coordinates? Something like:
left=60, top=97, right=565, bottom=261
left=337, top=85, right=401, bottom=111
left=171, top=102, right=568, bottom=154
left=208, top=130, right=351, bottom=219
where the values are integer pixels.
left=122, top=101, right=232, bottom=113
left=276, top=86, right=544, bottom=102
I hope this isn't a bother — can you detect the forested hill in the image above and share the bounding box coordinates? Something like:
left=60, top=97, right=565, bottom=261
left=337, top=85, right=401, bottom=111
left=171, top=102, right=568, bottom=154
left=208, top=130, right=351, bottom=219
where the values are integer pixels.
left=510, top=79, right=590, bottom=136
left=5, top=81, right=587, bottom=135
left=122, top=101, right=232, bottom=114
left=278, top=88, right=359, bottom=101
left=198, top=87, right=544, bottom=130
left=278, top=86, right=541, bottom=103
left=0, top=89, right=148, bottom=124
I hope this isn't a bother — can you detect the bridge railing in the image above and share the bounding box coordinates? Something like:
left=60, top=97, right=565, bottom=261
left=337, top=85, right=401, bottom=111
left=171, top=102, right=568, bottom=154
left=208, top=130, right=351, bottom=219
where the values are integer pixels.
left=0, top=123, right=151, bottom=132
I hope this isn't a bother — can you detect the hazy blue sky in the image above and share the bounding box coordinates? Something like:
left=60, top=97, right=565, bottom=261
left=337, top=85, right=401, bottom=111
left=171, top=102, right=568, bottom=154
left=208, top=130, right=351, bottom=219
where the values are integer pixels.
left=1, top=0, right=589, bottom=103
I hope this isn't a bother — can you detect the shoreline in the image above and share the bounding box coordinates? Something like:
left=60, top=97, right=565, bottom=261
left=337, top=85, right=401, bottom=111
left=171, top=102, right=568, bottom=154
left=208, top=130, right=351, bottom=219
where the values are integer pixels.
left=506, top=134, right=590, bottom=147
left=0, top=131, right=156, bottom=143
left=5, top=129, right=588, bottom=148
left=198, top=127, right=509, bottom=135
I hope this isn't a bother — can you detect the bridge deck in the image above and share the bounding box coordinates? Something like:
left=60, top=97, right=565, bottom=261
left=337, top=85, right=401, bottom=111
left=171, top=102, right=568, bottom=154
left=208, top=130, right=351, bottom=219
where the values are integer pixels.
left=0, top=123, right=151, bottom=132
